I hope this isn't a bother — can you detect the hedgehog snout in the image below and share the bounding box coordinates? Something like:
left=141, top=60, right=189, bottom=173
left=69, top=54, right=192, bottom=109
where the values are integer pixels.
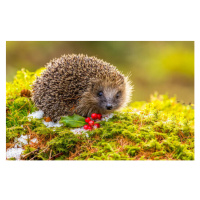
left=106, top=104, right=113, bottom=110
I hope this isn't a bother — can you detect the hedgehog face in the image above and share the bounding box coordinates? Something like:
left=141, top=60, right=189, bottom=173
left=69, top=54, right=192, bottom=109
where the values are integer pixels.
left=76, top=77, right=129, bottom=117
left=96, top=87, right=124, bottom=111
left=87, top=78, right=126, bottom=112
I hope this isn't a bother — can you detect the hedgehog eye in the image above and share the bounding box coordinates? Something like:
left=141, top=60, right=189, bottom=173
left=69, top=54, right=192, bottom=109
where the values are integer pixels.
left=116, top=91, right=121, bottom=99
left=97, top=91, right=103, bottom=97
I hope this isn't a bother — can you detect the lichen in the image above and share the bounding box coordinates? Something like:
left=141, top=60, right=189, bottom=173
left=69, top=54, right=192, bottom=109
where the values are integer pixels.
left=6, top=68, right=194, bottom=160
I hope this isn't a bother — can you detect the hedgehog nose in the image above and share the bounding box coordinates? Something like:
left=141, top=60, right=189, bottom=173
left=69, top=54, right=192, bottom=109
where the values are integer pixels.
left=106, top=104, right=113, bottom=110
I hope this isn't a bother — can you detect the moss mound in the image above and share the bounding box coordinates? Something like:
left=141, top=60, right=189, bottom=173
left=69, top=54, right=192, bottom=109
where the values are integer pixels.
left=6, top=68, right=194, bottom=160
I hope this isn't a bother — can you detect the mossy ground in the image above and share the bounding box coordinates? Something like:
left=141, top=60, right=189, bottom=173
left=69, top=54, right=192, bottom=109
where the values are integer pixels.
left=6, top=69, right=194, bottom=160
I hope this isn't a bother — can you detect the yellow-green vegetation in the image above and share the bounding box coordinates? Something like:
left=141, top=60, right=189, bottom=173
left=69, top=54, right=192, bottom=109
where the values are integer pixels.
left=6, top=69, right=194, bottom=160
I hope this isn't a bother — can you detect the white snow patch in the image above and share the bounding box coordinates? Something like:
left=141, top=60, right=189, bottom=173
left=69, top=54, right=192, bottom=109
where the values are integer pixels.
left=28, top=110, right=63, bottom=128
left=42, top=121, right=63, bottom=128
left=6, top=148, right=24, bottom=160
left=30, top=138, right=38, bottom=143
left=16, top=135, right=29, bottom=147
left=28, top=110, right=44, bottom=119
left=6, top=134, right=38, bottom=160
left=70, top=127, right=89, bottom=137
left=101, top=113, right=114, bottom=121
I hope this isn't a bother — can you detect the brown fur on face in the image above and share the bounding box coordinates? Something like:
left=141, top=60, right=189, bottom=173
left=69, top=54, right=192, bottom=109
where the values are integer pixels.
left=77, top=77, right=128, bottom=117
left=32, top=54, right=133, bottom=121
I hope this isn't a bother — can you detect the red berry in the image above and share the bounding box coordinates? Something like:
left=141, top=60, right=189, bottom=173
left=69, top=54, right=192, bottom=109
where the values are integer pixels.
left=96, top=114, right=102, bottom=120
left=91, top=113, right=97, bottom=120
left=94, top=123, right=100, bottom=128
left=88, top=120, right=94, bottom=126
left=87, top=126, right=93, bottom=130
left=83, top=125, right=89, bottom=130
left=85, top=117, right=91, bottom=123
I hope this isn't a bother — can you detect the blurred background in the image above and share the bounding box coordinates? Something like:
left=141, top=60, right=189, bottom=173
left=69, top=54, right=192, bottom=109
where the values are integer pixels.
left=6, top=41, right=194, bottom=104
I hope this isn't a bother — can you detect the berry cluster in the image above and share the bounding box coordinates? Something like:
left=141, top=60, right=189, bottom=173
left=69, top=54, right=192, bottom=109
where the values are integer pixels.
left=83, top=113, right=102, bottom=130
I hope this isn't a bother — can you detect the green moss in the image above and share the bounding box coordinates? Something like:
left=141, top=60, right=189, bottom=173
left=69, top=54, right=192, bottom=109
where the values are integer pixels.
left=22, top=146, right=37, bottom=155
left=6, top=68, right=194, bottom=160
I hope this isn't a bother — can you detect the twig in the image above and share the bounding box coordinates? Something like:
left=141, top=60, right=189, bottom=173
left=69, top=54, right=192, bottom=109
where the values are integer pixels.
left=29, top=146, right=49, bottom=160
left=21, top=147, right=40, bottom=159
left=48, top=152, right=64, bottom=160
left=49, top=149, right=52, bottom=159
left=17, top=101, right=28, bottom=112
left=26, top=125, right=31, bottom=145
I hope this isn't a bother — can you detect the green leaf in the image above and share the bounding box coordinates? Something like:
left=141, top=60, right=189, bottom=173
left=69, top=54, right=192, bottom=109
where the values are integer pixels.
left=60, top=114, right=87, bottom=128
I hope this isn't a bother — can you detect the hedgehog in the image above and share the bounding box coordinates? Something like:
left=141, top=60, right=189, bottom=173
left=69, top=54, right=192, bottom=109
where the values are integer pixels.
left=32, top=54, right=133, bottom=122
